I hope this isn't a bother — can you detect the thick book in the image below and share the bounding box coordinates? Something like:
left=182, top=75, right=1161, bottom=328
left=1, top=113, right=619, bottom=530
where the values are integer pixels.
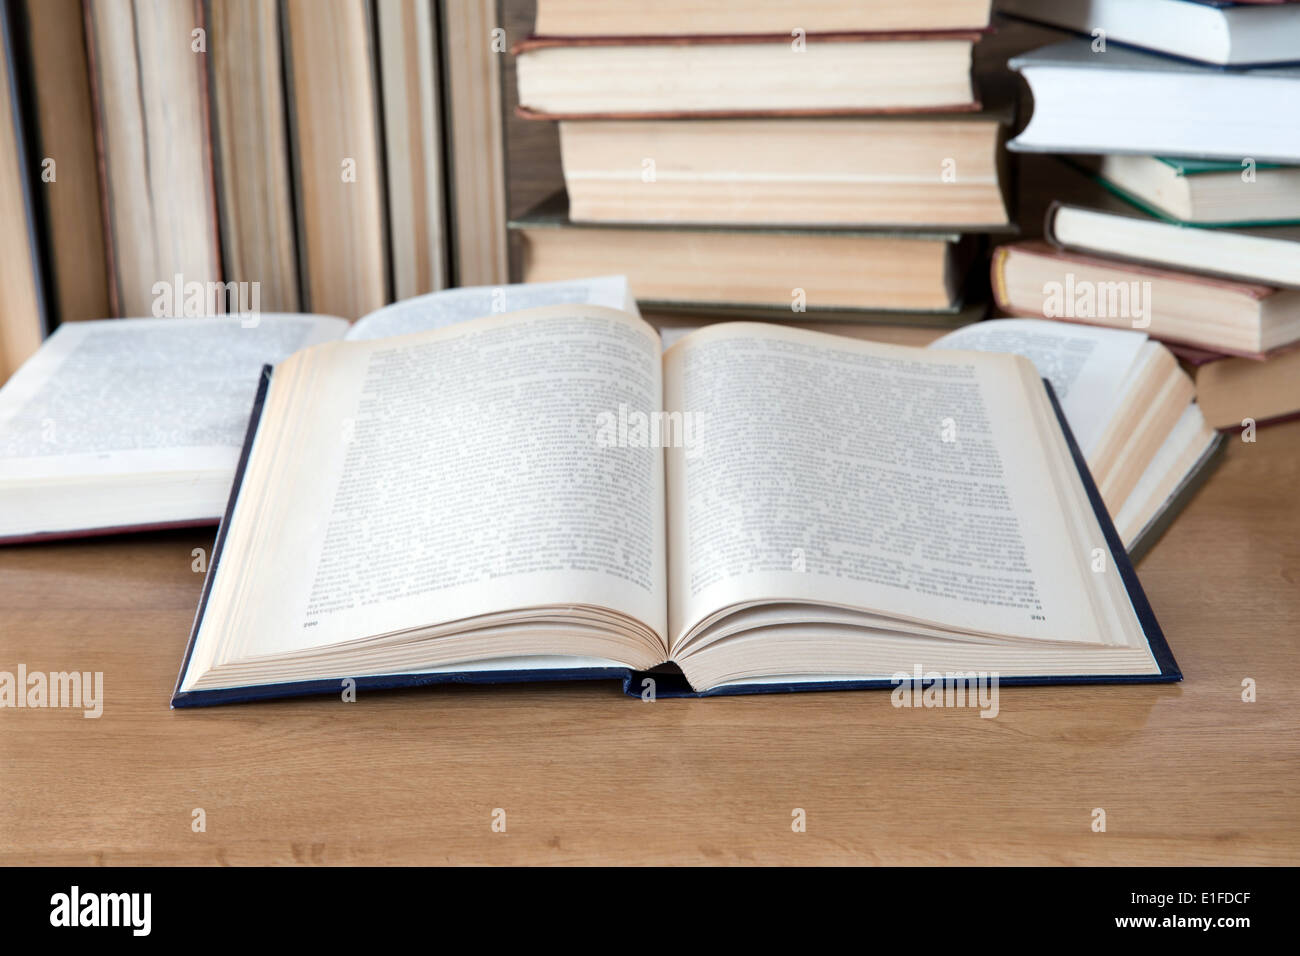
left=283, top=0, right=387, bottom=319
left=15, top=0, right=111, bottom=326
left=991, top=240, right=1300, bottom=358
left=440, top=0, right=509, bottom=285
left=558, top=108, right=1013, bottom=228
left=376, top=0, right=449, bottom=298
left=531, top=0, right=994, bottom=37
left=1084, top=155, right=1300, bottom=227
left=173, top=304, right=1179, bottom=706
left=1007, top=39, right=1300, bottom=163
left=85, top=0, right=221, bottom=318
left=930, top=318, right=1223, bottom=558
left=208, top=0, right=300, bottom=312
left=1185, top=346, right=1300, bottom=430
left=513, top=32, right=984, bottom=118
left=998, top=0, right=1300, bottom=66
left=510, top=193, right=981, bottom=313
left=0, top=277, right=635, bottom=543
left=1045, top=201, right=1300, bottom=289
left=0, top=0, right=47, bottom=381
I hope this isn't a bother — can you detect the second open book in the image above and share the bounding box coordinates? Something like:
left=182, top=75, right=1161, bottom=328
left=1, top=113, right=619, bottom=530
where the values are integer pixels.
left=174, top=304, right=1178, bottom=704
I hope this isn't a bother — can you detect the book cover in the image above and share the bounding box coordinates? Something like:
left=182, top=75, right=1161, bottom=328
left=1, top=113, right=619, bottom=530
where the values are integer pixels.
left=1042, top=200, right=1300, bottom=289
left=991, top=240, right=1288, bottom=360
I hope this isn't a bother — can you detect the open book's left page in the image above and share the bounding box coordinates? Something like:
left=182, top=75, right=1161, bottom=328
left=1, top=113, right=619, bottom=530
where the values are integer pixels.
left=180, top=305, right=668, bottom=695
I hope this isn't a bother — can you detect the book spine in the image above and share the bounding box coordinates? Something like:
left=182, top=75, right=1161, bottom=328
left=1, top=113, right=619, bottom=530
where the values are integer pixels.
left=1041, top=200, right=1065, bottom=251
left=989, top=244, right=1012, bottom=313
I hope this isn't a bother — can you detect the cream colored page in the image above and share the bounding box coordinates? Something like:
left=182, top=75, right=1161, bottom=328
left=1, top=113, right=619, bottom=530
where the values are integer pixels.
left=210, top=305, right=667, bottom=658
left=345, top=275, right=637, bottom=341
left=1113, top=402, right=1214, bottom=544
left=663, top=322, right=1105, bottom=650
left=0, top=315, right=346, bottom=480
left=929, top=318, right=1148, bottom=456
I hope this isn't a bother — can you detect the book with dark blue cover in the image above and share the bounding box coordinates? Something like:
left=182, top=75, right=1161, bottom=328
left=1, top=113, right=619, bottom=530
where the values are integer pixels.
left=172, top=314, right=1182, bottom=708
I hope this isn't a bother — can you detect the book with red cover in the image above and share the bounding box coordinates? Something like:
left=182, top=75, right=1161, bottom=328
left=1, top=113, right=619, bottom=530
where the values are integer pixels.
left=991, top=240, right=1300, bottom=360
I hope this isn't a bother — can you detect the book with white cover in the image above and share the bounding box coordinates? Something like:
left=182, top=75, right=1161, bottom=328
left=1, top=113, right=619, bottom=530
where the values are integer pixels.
left=1046, top=202, right=1300, bottom=289
left=1008, top=39, right=1300, bottom=162
left=998, top=0, right=1300, bottom=67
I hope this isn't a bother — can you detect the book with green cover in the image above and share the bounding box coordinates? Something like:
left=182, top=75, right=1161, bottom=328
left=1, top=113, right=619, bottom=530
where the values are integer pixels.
left=1077, top=155, right=1300, bottom=228
left=1156, top=157, right=1289, bottom=177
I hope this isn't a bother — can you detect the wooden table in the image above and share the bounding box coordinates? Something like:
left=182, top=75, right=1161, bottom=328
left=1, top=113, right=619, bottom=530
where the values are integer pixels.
left=2, top=418, right=1297, bottom=866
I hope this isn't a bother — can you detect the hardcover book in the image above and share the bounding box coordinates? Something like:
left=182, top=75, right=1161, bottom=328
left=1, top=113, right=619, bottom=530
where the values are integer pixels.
left=1044, top=201, right=1300, bottom=289
left=514, top=31, right=984, bottom=118
left=531, top=0, right=994, bottom=37
left=1084, top=155, right=1300, bottom=227
left=930, top=318, right=1223, bottom=558
left=1183, top=347, right=1300, bottom=430
left=998, top=0, right=1300, bottom=67
left=173, top=305, right=1179, bottom=706
left=558, top=109, right=1014, bottom=228
left=991, top=240, right=1300, bottom=358
left=1007, top=39, right=1300, bottom=163
left=510, top=193, right=983, bottom=314
left=0, top=277, right=634, bottom=543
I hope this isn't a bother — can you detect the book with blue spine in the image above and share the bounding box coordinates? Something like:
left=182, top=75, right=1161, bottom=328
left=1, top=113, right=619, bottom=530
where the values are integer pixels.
left=173, top=305, right=1181, bottom=706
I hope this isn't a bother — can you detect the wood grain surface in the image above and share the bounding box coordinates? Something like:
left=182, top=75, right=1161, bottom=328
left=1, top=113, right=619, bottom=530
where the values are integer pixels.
left=1, top=418, right=1295, bottom=866
left=1, top=3, right=1294, bottom=868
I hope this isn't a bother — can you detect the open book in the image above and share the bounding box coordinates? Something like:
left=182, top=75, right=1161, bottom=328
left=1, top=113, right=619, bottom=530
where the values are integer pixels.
left=174, top=305, right=1178, bottom=705
left=930, top=319, right=1223, bottom=559
left=0, top=277, right=633, bottom=542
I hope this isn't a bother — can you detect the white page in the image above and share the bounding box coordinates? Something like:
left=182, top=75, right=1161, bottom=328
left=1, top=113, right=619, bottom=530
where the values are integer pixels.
left=0, top=314, right=346, bottom=481
left=344, top=275, right=637, bottom=341
left=664, top=323, right=1115, bottom=649
left=930, top=318, right=1148, bottom=455
left=658, top=325, right=697, bottom=351
left=194, top=305, right=668, bottom=670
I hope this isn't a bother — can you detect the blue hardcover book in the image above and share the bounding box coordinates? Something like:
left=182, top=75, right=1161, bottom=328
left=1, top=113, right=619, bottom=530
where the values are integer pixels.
left=172, top=309, right=1181, bottom=707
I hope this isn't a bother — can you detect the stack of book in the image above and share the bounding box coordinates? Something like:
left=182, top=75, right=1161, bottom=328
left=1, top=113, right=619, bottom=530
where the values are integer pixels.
left=0, top=0, right=512, bottom=383
left=995, top=0, right=1300, bottom=432
left=508, top=0, right=1010, bottom=323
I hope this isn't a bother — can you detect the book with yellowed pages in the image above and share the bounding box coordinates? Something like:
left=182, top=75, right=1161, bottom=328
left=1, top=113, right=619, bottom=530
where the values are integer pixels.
left=990, top=240, right=1300, bottom=358
left=558, top=110, right=1012, bottom=228
left=1182, top=346, right=1300, bottom=432
left=930, top=319, right=1223, bottom=559
left=511, top=193, right=982, bottom=314
left=514, top=32, right=984, bottom=118
left=1085, top=155, right=1300, bottom=228
left=0, top=277, right=635, bottom=543
left=1045, top=202, right=1300, bottom=290
left=531, top=0, right=993, bottom=36
left=173, top=304, right=1179, bottom=706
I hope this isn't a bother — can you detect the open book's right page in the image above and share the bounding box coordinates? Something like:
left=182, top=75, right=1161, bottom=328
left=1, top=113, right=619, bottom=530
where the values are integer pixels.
left=929, top=319, right=1148, bottom=457
left=662, top=322, right=1145, bottom=657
